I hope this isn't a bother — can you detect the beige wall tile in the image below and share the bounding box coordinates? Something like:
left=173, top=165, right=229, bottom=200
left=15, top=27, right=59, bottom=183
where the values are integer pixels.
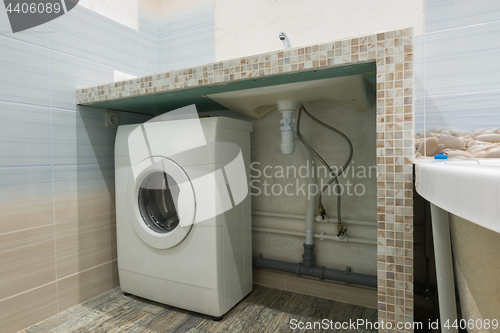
left=55, top=213, right=117, bottom=279
left=0, top=167, right=53, bottom=234
left=53, top=164, right=115, bottom=223
left=0, top=283, right=57, bottom=333
left=0, top=225, right=56, bottom=300
left=57, top=260, right=119, bottom=312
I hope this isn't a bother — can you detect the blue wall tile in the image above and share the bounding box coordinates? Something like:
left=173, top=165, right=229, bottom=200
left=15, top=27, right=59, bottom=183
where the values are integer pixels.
left=48, top=6, right=139, bottom=73
left=0, top=102, right=51, bottom=167
left=159, top=25, right=215, bottom=72
left=0, top=37, right=49, bottom=106
left=139, top=32, right=158, bottom=75
left=0, top=5, right=48, bottom=47
left=50, top=51, right=114, bottom=111
left=51, top=108, right=117, bottom=166
left=426, top=0, right=500, bottom=33
left=424, top=21, right=500, bottom=96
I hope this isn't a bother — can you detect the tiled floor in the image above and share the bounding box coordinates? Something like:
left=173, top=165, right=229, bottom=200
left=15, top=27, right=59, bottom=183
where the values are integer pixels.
left=24, top=285, right=377, bottom=333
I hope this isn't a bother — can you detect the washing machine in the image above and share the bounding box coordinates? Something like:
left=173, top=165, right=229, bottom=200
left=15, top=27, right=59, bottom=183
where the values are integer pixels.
left=115, top=116, right=253, bottom=317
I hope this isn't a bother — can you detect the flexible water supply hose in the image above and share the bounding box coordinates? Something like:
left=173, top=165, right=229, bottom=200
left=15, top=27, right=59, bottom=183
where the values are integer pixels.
left=295, top=105, right=354, bottom=231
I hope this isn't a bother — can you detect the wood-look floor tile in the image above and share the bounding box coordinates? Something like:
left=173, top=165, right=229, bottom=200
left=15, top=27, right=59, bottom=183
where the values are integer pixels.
left=72, top=305, right=150, bottom=333
left=197, top=286, right=276, bottom=332
left=359, top=306, right=378, bottom=331
left=41, top=308, right=106, bottom=333
left=275, top=314, right=308, bottom=333
left=170, top=312, right=207, bottom=333
left=356, top=325, right=378, bottom=333
left=306, top=298, right=341, bottom=321
left=336, top=304, right=376, bottom=333
left=27, top=305, right=103, bottom=333
left=241, top=307, right=306, bottom=333
left=186, top=328, right=211, bottom=333
left=123, top=308, right=189, bottom=333
left=360, top=306, right=377, bottom=321
left=107, top=308, right=170, bottom=333
left=25, top=284, right=379, bottom=333
left=34, top=289, right=132, bottom=332
left=196, top=286, right=269, bottom=332
left=126, top=296, right=168, bottom=314
left=265, top=289, right=294, bottom=311
left=196, top=302, right=256, bottom=332
left=334, top=303, right=365, bottom=323
left=299, top=300, right=358, bottom=333
left=242, top=285, right=282, bottom=308
left=92, top=294, right=133, bottom=314
left=267, top=291, right=318, bottom=317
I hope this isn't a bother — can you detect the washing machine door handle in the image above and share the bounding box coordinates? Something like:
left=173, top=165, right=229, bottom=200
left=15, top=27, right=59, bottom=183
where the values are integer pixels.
left=174, top=176, right=197, bottom=228
left=157, top=158, right=196, bottom=228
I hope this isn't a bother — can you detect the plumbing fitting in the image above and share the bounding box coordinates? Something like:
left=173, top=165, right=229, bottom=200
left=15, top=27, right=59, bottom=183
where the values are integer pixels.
left=277, top=100, right=301, bottom=155
left=337, top=223, right=347, bottom=238
left=302, top=243, right=316, bottom=269
left=318, top=203, right=326, bottom=220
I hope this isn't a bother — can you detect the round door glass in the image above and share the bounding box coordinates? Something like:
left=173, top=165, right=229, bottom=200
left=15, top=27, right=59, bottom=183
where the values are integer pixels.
left=138, top=171, right=180, bottom=234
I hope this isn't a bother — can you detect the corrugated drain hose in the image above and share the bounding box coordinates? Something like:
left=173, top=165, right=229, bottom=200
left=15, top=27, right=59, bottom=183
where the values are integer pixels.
left=295, top=104, right=353, bottom=235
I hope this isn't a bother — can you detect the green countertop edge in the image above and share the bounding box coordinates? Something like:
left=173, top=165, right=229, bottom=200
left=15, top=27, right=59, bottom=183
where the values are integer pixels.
left=80, top=61, right=376, bottom=116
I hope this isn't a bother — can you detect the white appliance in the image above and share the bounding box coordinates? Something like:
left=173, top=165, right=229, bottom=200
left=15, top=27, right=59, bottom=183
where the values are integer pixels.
left=115, top=116, right=253, bottom=317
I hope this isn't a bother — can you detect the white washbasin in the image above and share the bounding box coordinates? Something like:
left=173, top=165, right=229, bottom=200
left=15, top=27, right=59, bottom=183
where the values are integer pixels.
left=415, top=158, right=500, bottom=233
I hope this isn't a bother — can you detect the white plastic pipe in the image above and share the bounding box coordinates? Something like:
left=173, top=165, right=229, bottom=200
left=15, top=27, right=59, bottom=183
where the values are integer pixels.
left=430, top=203, right=458, bottom=333
left=299, top=141, right=316, bottom=245
left=252, top=211, right=377, bottom=227
left=277, top=100, right=301, bottom=155
left=314, top=216, right=377, bottom=227
left=252, top=227, right=376, bottom=246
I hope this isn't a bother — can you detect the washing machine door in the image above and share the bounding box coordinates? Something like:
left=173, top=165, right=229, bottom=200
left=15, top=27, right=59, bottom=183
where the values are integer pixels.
left=126, top=156, right=196, bottom=249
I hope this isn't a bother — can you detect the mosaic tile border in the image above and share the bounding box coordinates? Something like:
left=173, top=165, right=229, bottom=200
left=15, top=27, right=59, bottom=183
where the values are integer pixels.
left=77, top=27, right=415, bottom=333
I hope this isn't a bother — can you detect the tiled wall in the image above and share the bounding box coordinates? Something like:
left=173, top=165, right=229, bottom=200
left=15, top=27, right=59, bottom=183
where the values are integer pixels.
left=0, top=4, right=152, bottom=333
left=415, top=0, right=500, bottom=135
left=138, top=0, right=160, bottom=75
left=158, top=0, right=216, bottom=72
left=214, top=0, right=424, bottom=61
left=77, top=28, right=416, bottom=333
left=155, top=0, right=423, bottom=73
